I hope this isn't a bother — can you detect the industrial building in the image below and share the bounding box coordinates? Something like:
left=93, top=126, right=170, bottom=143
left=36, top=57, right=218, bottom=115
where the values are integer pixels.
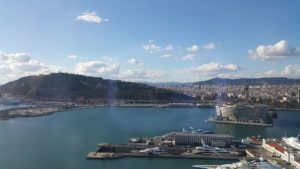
left=174, top=132, right=233, bottom=147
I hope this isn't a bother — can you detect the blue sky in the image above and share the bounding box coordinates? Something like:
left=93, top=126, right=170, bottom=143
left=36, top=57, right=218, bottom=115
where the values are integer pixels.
left=0, top=0, right=300, bottom=83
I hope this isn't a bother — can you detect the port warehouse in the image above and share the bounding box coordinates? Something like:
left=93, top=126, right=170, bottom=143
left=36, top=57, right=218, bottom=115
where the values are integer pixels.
left=174, top=132, right=233, bottom=147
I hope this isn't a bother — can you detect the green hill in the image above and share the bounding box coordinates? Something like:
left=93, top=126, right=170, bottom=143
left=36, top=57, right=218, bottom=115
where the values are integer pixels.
left=0, top=73, right=193, bottom=102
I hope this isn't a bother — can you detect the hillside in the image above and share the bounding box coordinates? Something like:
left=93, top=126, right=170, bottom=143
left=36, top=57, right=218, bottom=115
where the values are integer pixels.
left=0, top=73, right=193, bottom=102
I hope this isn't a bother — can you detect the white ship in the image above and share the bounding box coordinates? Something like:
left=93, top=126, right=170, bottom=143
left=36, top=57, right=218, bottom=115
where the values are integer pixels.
left=282, top=135, right=300, bottom=150
left=194, top=139, right=230, bottom=155
left=192, top=159, right=281, bottom=169
left=138, top=147, right=167, bottom=155
left=208, top=86, right=274, bottom=127
left=214, top=103, right=271, bottom=125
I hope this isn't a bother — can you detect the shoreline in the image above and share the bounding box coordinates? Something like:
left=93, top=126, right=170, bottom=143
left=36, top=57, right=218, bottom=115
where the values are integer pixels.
left=1, top=103, right=300, bottom=120
left=86, top=151, right=253, bottom=160
left=270, top=108, right=300, bottom=112
left=0, top=105, right=93, bottom=120
left=0, top=103, right=201, bottom=120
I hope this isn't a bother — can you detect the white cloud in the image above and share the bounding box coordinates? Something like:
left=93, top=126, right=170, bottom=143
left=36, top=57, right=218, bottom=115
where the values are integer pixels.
left=0, top=51, right=63, bottom=83
left=142, top=43, right=160, bottom=53
left=142, top=41, right=176, bottom=54
left=187, top=43, right=216, bottom=53
left=189, top=62, right=240, bottom=76
left=0, top=52, right=30, bottom=63
left=181, top=54, right=195, bottom=60
left=248, top=40, right=300, bottom=61
left=118, top=69, right=166, bottom=81
left=10, top=60, right=61, bottom=73
left=76, top=11, right=108, bottom=24
left=187, top=45, right=200, bottom=53
left=127, top=58, right=142, bottom=65
left=258, top=64, right=300, bottom=78
left=281, top=64, right=300, bottom=77
left=224, top=64, right=239, bottom=71
left=0, top=65, right=12, bottom=74
left=258, top=70, right=278, bottom=77
left=202, top=43, right=216, bottom=50
left=75, top=61, right=119, bottom=76
left=160, top=54, right=172, bottom=58
left=68, top=54, right=78, bottom=59
left=165, top=44, right=174, bottom=51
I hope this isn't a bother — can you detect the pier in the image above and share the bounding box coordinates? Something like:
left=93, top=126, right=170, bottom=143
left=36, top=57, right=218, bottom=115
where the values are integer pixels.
left=86, top=144, right=256, bottom=160
left=206, top=117, right=273, bottom=127
left=86, top=131, right=254, bottom=161
left=87, top=152, right=256, bottom=160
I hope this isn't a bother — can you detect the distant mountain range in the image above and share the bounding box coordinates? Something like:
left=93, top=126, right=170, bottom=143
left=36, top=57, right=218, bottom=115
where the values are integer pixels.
left=190, top=77, right=300, bottom=86
left=142, top=82, right=182, bottom=87
left=144, top=77, right=300, bottom=87
left=0, top=73, right=193, bottom=101
left=0, top=74, right=299, bottom=102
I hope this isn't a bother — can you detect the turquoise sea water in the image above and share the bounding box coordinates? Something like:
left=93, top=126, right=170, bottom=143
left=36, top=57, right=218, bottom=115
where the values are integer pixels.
left=0, top=107, right=300, bottom=169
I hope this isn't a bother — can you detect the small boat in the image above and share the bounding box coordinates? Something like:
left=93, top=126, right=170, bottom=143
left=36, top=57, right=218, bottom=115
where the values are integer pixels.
left=138, top=147, right=167, bottom=155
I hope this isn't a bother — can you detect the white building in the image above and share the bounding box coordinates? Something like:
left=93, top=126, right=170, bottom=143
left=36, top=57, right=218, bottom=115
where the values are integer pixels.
left=262, top=139, right=286, bottom=158
left=262, top=139, right=300, bottom=169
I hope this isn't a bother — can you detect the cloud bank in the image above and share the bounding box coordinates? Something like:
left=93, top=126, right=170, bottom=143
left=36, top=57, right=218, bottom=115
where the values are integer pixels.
left=249, top=40, right=300, bottom=61
left=0, top=51, right=63, bottom=83
left=75, top=61, right=119, bottom=76
left=187, top=62, right=240, bottom=76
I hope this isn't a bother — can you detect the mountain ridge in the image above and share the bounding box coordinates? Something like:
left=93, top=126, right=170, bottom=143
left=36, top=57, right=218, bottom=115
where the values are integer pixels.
left=190, top=77, right=300, bottom=86
left=142, top=77, right=300, bottom=87
left=0, top=73, right=193, bottom=102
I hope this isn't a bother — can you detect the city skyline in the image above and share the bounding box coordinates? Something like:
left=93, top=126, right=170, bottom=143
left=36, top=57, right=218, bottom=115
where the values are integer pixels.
left=0, top=0, right=300, bottom=83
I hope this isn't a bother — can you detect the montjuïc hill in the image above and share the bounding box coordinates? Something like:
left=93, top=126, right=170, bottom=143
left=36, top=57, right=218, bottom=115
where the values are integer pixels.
left=0, top=73, right=193, bottom=102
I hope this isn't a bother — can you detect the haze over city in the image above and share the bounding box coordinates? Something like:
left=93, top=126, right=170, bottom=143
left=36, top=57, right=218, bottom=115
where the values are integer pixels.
left=0, top=0, right=300, bottom=83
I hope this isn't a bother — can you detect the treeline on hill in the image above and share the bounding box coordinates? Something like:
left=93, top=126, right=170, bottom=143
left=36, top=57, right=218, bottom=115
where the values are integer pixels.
left=0, top=73, right=193, bottom=102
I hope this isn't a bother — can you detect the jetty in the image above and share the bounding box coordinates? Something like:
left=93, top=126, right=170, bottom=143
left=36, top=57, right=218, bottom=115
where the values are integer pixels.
left=87, top=143, right=256, bottom=160
left=87, top=131, right=256, bottom=160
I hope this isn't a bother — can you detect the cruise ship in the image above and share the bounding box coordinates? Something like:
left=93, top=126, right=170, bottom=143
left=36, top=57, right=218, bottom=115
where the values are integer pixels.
left=282, top=135, right=300, bottom=150
left=207, top=86, right=274, bottom=127
left=192, top=159, right=281, bottom=169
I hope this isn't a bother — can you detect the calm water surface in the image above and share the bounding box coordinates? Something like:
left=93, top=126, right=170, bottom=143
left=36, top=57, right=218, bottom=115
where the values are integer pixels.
left=0, top=107, right=300, bottom=169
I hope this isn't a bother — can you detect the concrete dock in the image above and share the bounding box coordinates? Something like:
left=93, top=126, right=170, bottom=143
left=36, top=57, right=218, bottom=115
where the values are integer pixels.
left=86, top=144, right=255, bottom=160
left=206, top=118, right=273, bottom=127
left=87, top=151, right=257, bottom=160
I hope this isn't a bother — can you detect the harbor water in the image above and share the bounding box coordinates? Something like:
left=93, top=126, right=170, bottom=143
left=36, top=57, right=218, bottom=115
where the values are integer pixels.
left=0, top=106, right=300, bottom=169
